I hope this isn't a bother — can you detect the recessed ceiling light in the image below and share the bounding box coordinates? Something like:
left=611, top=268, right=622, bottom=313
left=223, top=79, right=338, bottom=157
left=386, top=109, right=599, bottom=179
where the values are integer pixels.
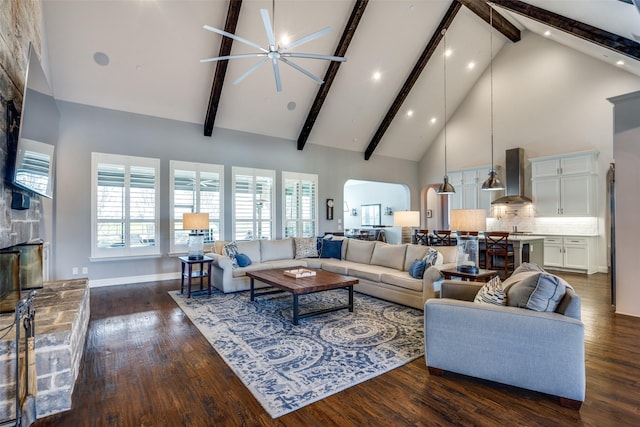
left=467, top=62, right=476, bottom=70
left=445, top=49, right=452, bottom=57
left=544, top=30, right=551, bottom=37
left=372, top=71, right=382, bottom=80
left=287, top=101, right=296, bottom=111
left=407, top=110, right=414, bottom=117
left=616, top=60, right=625, bottom=66
left=430, top=117, right=437, bottom=124
left=93, top=52, right=110, bottom=66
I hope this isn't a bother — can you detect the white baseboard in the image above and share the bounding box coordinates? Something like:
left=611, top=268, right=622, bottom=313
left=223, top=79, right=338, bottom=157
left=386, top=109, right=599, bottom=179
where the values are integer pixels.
left=88, top=272, right=181, bottom=288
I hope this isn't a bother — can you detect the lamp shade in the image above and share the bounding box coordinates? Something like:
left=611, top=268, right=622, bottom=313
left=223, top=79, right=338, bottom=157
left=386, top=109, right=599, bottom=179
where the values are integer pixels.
left=394, top=211, right=420, bottom=227
left=450, top=209, right=486, bottom=232
left=183, top=213, right=210, bottom=230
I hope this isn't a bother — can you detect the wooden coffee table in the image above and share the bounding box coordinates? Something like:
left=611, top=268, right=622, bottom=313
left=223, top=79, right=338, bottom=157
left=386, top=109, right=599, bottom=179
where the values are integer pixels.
left=246, top=268, right=359, bottom=325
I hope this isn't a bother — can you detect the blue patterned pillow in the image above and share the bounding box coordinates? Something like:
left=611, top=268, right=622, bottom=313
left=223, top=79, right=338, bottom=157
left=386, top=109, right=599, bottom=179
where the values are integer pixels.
left=224, top=242, right=239, bottom=268
left=422, top=248, right=441, bottom=267
left=409, top=259, right=426, bottom=279
left=474, top=275, right=506, bottom=305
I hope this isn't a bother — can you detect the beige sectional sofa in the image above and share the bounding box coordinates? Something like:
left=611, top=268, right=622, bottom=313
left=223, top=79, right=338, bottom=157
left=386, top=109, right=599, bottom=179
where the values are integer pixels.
left=207, top=237, right=458, bottom=310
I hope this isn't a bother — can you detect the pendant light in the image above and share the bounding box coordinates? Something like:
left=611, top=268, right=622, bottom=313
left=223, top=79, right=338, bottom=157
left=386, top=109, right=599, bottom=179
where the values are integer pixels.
left=481, top=7, right=505, bottom=191
left=437, top=28, right=455, bottom=195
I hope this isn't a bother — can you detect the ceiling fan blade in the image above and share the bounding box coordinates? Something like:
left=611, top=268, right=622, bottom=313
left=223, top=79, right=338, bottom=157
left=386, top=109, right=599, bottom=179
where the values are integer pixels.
left=260, top=9, right=277, bottom=48
left=233, top=57, right=269, bottom=85
left=203, top=24, right=267, bottom=53
left=282, top=52, right=347, bottom=62
left=281, top=27, right=332, bottom=52
left=271, top=57, right=282, bottom=92
left=200, top=53, right=267, bottom=63
left=280, top=57, right=324, bottom=85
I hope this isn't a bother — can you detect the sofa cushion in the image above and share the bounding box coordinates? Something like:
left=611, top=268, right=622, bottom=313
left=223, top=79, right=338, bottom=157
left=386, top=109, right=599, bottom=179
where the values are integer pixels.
left=235, top=253, right=252, bottom=267
left=236, top=240, right=261, bottom=264
left=345, top=239, right=376, bottom=264
left=370, top=242, right=407, bottom=270
left=294, top=237, right=318, bottom=259
left=409, top=259, right=426, bottom=279
left=507, top=272, right=569, bottom=312
left=404, top=245, right=430, bottom=271
left=380, top=273, right=423, bottom=292
left=223, top=242, right=239, bottom=268
left=348, top=265, right=386, bottom=282
left=473, top=275, right=506, bottom=306
left=260, top=238, right=294, bottom=262
left=320, top=239, right=343, bottom=259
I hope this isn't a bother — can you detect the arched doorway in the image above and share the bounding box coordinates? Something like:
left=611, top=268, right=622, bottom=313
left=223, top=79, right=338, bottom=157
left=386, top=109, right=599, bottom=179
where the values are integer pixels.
left=421, top=184, right=449, bottom=231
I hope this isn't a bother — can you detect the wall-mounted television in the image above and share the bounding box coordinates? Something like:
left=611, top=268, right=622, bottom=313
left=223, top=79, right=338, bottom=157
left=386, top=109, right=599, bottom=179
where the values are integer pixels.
left=6, top=42, right=59, bottom=198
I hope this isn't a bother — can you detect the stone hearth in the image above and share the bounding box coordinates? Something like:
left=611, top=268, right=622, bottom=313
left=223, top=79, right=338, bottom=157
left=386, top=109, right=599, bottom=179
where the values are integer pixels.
left=0, top=279, right=89, bottom=421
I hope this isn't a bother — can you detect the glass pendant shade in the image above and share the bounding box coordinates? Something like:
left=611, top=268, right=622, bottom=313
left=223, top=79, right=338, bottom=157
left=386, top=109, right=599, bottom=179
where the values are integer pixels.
left=481, top=170, right=505, bottom=191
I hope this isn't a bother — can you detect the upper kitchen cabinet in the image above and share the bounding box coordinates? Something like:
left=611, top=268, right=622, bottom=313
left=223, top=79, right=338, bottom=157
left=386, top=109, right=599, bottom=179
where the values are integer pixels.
left=449, top=166, right=502, bottom=215
left=530, top=151, right=599, bottom=217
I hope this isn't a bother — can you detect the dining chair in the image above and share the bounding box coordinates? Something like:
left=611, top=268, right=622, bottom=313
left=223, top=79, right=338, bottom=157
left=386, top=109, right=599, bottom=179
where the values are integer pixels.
left=485, top=231, right=515, bottom=279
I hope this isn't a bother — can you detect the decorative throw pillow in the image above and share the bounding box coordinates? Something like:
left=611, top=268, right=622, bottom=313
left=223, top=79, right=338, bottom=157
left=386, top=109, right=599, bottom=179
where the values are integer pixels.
left=506, top=272, right=568, bottom=312
left=474, top=275, right=506, bottom=306
left=223, top=242, right=239, bottom=268
left=422, top=248, right=441, bottom=268
left=294, top=237, right=319, bottom=259
left=511, top=262, right=546, bottom=276
left=409, top=259, right=426, bottom=279
left=235, top=253, right=252, bottom=268
left=320, top=239, right=343, bottom=259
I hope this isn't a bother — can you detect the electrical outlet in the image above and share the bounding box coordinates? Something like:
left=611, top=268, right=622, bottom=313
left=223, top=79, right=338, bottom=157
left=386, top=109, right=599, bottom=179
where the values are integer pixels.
left=72, top=267, right=78, bottom=275
left=82, top=267, right=88, bottom=275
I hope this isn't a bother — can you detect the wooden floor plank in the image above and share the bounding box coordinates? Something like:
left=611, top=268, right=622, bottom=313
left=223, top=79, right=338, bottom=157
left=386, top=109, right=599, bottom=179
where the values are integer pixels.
left=34, top=271, right=640, bottom=426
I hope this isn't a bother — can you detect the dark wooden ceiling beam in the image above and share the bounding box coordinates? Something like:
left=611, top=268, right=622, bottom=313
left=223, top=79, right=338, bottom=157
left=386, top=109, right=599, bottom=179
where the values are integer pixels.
left=296, top=0, right=369, bottom=151
left=458, top=0, right=520, bottom=42
left=364, top=1, right=461, bottom=161
left=491, top=0, right=640, bottom=61
left=204, top=0, right=243, bottom=137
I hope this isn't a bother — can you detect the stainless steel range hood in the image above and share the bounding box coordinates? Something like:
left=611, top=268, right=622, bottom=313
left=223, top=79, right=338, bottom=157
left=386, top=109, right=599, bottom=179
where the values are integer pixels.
left=491, top=148, right=532, bottom=205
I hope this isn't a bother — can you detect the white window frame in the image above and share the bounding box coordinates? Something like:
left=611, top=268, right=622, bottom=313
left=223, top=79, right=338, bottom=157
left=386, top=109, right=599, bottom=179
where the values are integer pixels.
left=232, top=167, right=275, bottom=241
left=169, top=160, right=224, bottom=254
left=91, top=152, right=161, bottom=259
left=282, top=171, right=318, bottom=238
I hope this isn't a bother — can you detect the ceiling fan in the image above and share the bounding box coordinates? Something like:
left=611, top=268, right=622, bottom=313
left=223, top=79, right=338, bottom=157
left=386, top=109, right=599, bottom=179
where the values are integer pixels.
left=201, top=7, right=346, bottom=92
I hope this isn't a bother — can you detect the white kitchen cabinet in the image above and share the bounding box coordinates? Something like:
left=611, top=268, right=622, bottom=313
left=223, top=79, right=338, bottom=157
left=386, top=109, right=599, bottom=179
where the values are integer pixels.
left=447, top=166, right=502, bottom=215
left=530, top=151, right=598, bottom=217
left=543, top=236, right=596, bottom=273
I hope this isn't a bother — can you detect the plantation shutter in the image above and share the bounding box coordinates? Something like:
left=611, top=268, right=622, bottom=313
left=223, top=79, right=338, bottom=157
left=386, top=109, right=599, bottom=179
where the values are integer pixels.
left=233, top=167, right=275, bottom=240
left=283, top=172, right=318, bottom=238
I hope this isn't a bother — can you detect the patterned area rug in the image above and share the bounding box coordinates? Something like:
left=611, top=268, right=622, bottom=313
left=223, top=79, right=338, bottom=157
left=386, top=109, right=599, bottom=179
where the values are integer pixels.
left=169, top=288, right=424, bottom=418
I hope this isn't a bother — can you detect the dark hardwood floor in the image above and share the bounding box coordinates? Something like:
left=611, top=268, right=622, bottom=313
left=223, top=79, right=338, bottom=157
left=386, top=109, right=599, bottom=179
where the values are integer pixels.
left=34, top=271, right=640, bottom=426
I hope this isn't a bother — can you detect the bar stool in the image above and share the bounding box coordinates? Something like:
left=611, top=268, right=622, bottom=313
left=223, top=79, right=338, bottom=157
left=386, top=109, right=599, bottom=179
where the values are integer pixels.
left=485, top=232, right=515, bottom=279
left=431, top=230, right=452, bottom=246
left=413, top=229, right=429, bottom=245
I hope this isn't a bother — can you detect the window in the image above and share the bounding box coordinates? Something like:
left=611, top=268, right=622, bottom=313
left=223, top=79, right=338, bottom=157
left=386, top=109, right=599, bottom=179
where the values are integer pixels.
left=91, top=153, right=160, bottom=259
left=232, top=167, right=275, bottom=240
left=283, top=171, right=318, bottom=237
left=170, top=161, right=223, bottom=253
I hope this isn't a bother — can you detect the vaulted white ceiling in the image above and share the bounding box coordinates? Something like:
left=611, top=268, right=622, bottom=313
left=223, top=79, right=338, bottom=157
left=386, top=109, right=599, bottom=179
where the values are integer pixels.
left=42, top=0, right=640, bottom=161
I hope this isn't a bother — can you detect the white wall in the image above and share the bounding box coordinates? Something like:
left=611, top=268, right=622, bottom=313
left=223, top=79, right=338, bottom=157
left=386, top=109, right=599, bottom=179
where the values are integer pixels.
left=611, top=90, right=640, bottom=317
left=419, top=31, right=640, bottom=272
left=343, top=180, right=410, bottom=229
left=54, top=102, right=419, bottom=283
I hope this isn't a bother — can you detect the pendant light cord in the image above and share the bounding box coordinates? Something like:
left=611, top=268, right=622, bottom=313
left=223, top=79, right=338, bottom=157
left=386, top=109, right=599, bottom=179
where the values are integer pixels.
left=490, top=7, right=495, bottom=172
left=442, top=28, right=448, bottom=177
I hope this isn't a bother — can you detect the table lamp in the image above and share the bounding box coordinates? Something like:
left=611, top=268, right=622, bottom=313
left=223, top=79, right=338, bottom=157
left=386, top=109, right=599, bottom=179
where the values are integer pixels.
left=394, top=211, right=420, bottom=244
left=183, top=213, right=210, bottom=260
left=450, top=209, right=486, bottom=274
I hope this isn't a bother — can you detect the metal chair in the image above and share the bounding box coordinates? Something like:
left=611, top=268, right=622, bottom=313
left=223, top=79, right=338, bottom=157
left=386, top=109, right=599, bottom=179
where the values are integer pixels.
left=413, top=229, right=429, bottom=245
left=431, top=230, right=452, bottom=246
left=485, top=232, right=515, bottom=279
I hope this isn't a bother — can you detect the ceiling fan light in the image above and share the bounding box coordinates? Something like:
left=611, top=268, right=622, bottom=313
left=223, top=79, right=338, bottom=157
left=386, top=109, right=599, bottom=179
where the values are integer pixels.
left=437, top=176, right=456, bottom=194
left=481, top=170, right=505, bottom=191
